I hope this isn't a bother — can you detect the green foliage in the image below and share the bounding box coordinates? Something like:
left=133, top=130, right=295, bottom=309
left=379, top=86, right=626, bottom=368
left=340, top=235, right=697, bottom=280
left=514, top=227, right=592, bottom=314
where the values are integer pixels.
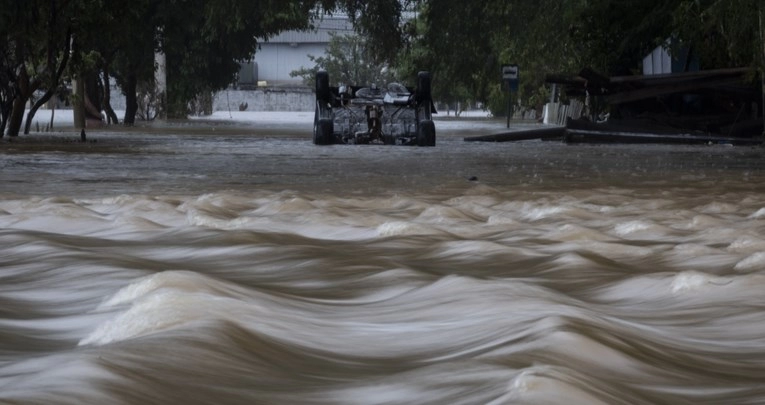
left=395, top=0, right=763, bottom=116
left=3, top=0, right=763, bottom=129
left=318, top=0, right=410, bottom=64
left=673, top=0, right=762, bottom=70
left=290, top=33, right=396, bottom=87
left=1, top=0, right=418, bottom=127
left=0, top=0, right=77, bottom=136
left=394, top=1, right=584, bottom=115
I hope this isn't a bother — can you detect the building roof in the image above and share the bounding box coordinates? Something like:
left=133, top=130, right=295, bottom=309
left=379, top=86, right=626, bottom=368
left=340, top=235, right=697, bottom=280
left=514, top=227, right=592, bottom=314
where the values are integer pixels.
left=264, top=14, right=354, bottom=44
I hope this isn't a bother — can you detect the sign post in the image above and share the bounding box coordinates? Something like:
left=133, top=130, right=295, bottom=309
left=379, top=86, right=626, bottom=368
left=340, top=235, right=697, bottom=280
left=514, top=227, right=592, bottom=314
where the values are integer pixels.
left=502, top=64, right=519, bottom=128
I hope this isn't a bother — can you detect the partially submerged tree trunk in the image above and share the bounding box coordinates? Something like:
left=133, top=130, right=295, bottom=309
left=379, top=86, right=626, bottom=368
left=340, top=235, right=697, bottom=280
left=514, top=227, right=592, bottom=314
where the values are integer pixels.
left=123, top=73, right=138, bottom=125
left=73, top=77, right=85, bottom=129
left=0, top=98, right=11, bottom=137
left=102, top=66, right=119, bottom=124
left=83, top=70, right=103, bottom=125
left=22, top=28, right=71, bottom=134
left=25, top=91, right=54, bottom=134
left=0, top=67, right=15, bottom=138
left=6, top=50, right=34, bottom=137
left=154, top=49, right=167, bottom=120
left=7, top=96, right=27, bottom=137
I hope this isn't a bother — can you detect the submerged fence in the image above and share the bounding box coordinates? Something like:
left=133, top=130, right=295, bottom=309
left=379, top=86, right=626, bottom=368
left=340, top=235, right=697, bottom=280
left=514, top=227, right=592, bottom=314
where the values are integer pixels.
left=542, top=99, right=585, bottom=125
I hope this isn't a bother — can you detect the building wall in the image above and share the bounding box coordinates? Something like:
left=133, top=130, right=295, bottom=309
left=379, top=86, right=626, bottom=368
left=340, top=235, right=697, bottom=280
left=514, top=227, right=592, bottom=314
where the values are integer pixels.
left=249, top=14, right=354, bottom=85
left=642, top=40, right=699, bottom=75
left=253, top=42, right=327, bottom=85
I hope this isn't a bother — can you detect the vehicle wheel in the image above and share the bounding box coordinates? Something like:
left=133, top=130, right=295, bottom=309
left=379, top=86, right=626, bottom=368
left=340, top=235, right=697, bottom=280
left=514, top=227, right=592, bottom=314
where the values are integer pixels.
left=316, top=71, right=330, bottom=102
left=313, top=118, right=334, bottom=145
left=416, top=71, right=431, bottom=102
left=417, top=120, right=436, bottom=147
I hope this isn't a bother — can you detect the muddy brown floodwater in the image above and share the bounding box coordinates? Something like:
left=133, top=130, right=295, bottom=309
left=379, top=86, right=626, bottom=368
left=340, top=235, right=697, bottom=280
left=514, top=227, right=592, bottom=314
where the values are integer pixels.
left=2, top=115, right=765, bottom=404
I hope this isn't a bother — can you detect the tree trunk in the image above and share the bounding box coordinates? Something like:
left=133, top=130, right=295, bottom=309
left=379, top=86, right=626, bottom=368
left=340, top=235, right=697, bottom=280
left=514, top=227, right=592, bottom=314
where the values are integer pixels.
left=22, top=28, right=71, bottom=134
left=6, top=96, right=27, bottom=137
left=6, top=63, right=34, bottom=137
left=24, top=87, right=57, bottom=134
left=0, top=85, right=14, bottom=138
left=123, top=74, right=138, bottom=125
left=73, top=78, right=85, bottom=129
left=154, top=49, right=167, bottom=120
left=83, top=70, right=103, bottom=126
left=49, top=99, right=55, bottom=131
left=102, top=66, right=119, bottom=125
left=0, top=102, right=10, bottom=137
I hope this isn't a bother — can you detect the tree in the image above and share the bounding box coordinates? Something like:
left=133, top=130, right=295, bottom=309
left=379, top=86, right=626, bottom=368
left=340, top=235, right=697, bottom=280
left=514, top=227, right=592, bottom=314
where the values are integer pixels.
left=0, top=3, right=17, bottom=135
left=2, top=0, right=417, bottom=130
left=396, top=0, right=762, bottom=116
left=68, top=0, right=158, bottom=126
left=1, top=0, right=77, bottom=137
left=570, top=0, right=682, bottom=76
left=158, top=0, right=329, bottom=118
left=672, top=0, right=762, bottom=70
left=397, top=1, right=585, bottom=115
left=290, top=32, right=397, bottom=87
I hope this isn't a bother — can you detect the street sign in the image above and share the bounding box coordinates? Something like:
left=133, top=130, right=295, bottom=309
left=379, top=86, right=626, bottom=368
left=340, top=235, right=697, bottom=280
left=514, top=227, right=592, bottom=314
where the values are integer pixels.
left=501, top=64, right=519, bottom=128
left=502, top=64, right=519, bottom=81
left=502, top=64, right=519, bottom=92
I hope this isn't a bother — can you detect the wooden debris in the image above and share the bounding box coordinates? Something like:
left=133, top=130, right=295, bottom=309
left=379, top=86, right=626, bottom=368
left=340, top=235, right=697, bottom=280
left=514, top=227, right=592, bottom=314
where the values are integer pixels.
left=464, top=126, right=565, bottom=142
left=564, top=118, right=762, bottom=146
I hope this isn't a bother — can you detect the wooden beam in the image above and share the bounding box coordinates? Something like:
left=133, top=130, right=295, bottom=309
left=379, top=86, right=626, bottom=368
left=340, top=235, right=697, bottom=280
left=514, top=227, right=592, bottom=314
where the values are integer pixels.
left=605, top=77, right=745, bottom=104
left=464, top=126, right=565, bottom=142
left=609, top=67, right=751, bottom=84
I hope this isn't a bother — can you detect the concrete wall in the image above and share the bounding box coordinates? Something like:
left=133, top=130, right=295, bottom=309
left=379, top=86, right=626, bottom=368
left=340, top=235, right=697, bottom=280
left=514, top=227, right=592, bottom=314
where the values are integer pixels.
left=39, top=84, right=315, bottom=115
left=212, top=87, right=314, bottom=112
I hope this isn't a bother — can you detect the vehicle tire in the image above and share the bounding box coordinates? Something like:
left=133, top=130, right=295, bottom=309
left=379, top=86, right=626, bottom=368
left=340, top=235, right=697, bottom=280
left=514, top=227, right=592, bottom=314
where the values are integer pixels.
left=417, top=120, right=436, bottom=147
left=313, top=118, right=334, bottom=145
left=316, top=71, right=330, bottom=102
left=416, top=71, right=431, bottom=102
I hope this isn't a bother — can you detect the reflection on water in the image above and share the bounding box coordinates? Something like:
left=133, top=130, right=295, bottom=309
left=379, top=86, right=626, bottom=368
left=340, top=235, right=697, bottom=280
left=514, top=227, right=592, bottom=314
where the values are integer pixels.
left=2, top=123, right=765, bottom=404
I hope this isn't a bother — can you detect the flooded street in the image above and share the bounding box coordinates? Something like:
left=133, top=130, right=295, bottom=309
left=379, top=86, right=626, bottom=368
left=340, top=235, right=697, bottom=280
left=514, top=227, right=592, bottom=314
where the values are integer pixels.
left=2, top=114, right=765, bottom=404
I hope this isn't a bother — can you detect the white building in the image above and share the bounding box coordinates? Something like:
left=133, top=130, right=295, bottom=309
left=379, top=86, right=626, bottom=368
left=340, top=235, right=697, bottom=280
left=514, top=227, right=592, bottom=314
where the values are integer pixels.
left=242, top=15, right=354, bottom=87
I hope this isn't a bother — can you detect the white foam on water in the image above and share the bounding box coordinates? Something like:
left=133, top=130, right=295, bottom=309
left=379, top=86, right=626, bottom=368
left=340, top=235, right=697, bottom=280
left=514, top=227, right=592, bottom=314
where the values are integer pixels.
left=499, top=369, right=611, bottom=405
left=486, top=213, right=519, bottom=226
left=670, top=271, right=732, bottom=294
left=81, top=271, right=255, bottom=346
left=80, top=289, right=221, bottom=346
left=377, top=221, right=443, bottom=237
left=749, top=207, right=765, bottom=219
left=97, top=271, right=214, bottom=309
left=613, top=220, right=654, bottom=236
left=521, top=204, right=568, bottom=221
left=727, top=236, right=765, bottom=253
left=734, top=252, right=765, bottom=273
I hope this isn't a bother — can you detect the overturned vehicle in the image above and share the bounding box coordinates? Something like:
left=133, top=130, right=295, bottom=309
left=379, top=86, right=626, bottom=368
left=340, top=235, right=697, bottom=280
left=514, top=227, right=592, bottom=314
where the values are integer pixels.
left=313, top=71, right=436, bottom=146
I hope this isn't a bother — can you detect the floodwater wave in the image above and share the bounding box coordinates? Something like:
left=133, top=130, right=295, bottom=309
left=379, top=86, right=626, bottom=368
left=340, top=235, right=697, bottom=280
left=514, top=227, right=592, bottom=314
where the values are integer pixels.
left=2, top=116, right=765, bottom=404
